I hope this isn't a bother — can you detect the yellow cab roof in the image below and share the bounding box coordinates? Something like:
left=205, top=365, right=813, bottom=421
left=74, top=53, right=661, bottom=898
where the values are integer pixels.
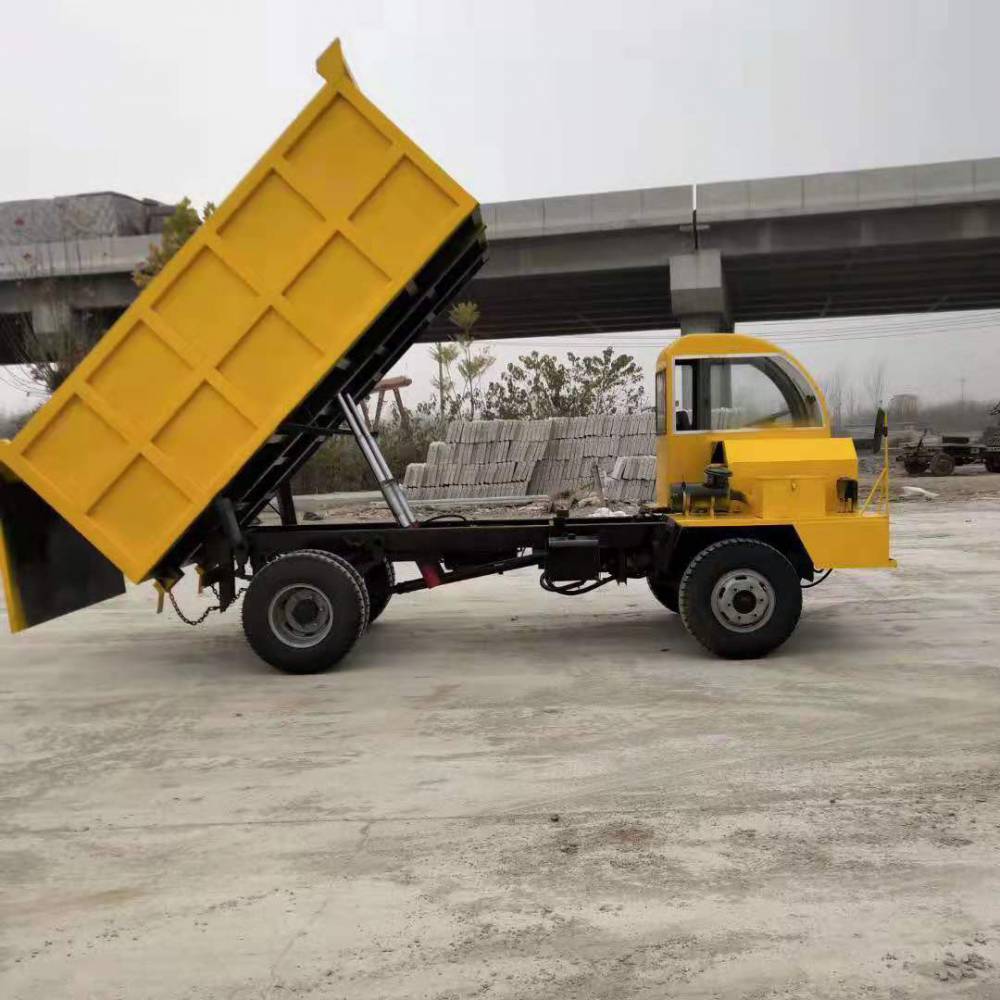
left=656, top=332, right=796, bottom=370
left=655, top=332, right=827, bottom=424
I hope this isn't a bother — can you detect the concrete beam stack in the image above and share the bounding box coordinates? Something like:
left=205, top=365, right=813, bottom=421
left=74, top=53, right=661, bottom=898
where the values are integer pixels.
left=528, top=413, right=655, bottom=495
left=404, top=412, right=656, bottom=501
left=605, top=454, right=657, bottom=503
left=404, top=419, right=550, bottom=500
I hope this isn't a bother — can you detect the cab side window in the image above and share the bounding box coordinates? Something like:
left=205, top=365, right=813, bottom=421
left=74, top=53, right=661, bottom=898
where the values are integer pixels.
left=723, top=362, right=791, bottom=428
left=671, top=356, right=822, bottom=431
left=674, top=362, right=694, bottom=430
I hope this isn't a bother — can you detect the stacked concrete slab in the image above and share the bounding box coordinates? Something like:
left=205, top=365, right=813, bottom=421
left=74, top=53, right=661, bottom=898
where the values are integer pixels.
left=403, top=419, right=550, bottom=500
left=404, top=413, right=656, bottom=501
left=528, top=413, right=655, bottom=494
left=606, top=455, right=657, bottom=503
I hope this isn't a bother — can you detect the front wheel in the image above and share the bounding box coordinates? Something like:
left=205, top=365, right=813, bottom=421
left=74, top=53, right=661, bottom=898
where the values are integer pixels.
left=678, top=538, right=802, bottom=659
left=242, top=550, right=370, bottom=673
left=985, top=455, right=1000, bottom=474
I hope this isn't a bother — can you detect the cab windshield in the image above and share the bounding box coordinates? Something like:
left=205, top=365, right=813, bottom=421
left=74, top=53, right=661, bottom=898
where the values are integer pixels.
left=670, top=355, right=823, bottom=432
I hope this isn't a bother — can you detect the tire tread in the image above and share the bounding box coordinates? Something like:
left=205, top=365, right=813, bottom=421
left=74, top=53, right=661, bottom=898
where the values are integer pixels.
left=365, top=558, right=395, bottom=624
left=241, top=548, right=369, bottom=673
left=678, top=537, right=801, bottom=659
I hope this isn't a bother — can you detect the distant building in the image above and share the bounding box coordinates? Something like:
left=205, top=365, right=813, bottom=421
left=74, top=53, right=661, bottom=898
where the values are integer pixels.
left=0, top=192, right=172, bottom=363
left=889, top=393, right=920, bottom=423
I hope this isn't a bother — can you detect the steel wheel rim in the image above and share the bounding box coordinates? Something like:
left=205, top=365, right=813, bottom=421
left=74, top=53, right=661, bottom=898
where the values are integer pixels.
left=268, top=584, right=334, bottom=648
left=710, top=569, right=775, bottom=633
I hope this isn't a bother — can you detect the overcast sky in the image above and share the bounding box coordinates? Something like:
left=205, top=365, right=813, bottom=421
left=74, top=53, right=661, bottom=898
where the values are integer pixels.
left=2, top=0, right=1000, bottom=414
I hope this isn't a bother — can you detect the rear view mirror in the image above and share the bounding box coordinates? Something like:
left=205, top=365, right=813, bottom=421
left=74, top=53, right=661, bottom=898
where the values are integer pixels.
left=872, top=407, right=887, bottom=453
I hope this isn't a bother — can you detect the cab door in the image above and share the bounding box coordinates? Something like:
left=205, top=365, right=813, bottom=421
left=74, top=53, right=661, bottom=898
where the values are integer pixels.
left=653, top=334, right=830, bottom=508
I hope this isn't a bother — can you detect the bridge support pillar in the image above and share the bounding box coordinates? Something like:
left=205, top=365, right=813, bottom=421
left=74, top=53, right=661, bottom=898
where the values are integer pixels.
left=669, top=250, right=732, bottom=334
left=31, top=300, right=73, bottom=337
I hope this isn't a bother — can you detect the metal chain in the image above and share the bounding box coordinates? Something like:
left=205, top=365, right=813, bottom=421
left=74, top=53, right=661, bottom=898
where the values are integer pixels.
left=167, top=585, right=247, bottom=627
left=167, top=588, right=220, bottom=627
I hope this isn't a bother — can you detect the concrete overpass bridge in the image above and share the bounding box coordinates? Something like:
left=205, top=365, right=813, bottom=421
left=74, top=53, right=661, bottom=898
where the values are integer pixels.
left=442, top=157, right=1000, bottom=339
left=2, top=158, right=1000, bottom=362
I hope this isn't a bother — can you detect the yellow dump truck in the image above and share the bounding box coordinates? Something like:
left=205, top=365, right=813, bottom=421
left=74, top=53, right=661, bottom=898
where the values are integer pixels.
left=0, top=40, right=894, bottom=672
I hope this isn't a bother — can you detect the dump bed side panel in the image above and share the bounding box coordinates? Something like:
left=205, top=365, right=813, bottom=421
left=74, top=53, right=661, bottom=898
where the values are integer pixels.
left=0, top=40, right=476, bottom=584
left=157, top=210, right=486, bottom=578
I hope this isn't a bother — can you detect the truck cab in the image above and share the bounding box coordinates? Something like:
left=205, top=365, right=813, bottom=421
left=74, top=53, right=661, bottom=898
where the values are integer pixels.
left=652, top=332, right=894, bottom=571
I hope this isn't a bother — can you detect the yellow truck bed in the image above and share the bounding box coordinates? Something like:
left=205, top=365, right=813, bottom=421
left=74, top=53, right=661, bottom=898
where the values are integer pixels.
left=0, top=39, right=484, bottom=630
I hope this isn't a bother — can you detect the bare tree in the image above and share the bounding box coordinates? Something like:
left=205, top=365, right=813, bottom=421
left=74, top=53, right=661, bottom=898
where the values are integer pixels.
left=0, top=248, right=101, bottom=399
left=820, top=365, right=850, bottom=431
left=862, top=359, right=888, bottom=415
left=845, top=382, right=858, bottom=424
left=0, top=197, right=212, bottom=407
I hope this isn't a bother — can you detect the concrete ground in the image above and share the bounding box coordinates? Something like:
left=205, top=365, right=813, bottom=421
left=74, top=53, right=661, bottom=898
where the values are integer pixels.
left=894, top=468, right=1000, bottom=501
left=2, top=497, right=1000, bottom=999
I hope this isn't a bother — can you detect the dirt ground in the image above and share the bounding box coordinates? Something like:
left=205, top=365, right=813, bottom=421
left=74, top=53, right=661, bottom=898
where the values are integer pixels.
left=887, top=467, right=1000, bottom=502
left=2, top=496, right=1000, bottom=999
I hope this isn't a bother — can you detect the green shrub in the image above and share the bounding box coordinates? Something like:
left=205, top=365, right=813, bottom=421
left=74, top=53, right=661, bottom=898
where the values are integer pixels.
left=293, top=414, right=445, bottom=494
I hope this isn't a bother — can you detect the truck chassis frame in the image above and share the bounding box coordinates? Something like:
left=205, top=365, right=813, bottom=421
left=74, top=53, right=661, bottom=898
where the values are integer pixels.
left=246, top=514, right=677, bottom=593
left=194, top=382, right=818, bottom=671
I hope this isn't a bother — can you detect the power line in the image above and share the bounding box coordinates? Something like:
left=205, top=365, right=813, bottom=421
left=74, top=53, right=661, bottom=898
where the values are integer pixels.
left=472, top=310, right=1000, bottom=352
left=480, top=325, right=995, bottom=352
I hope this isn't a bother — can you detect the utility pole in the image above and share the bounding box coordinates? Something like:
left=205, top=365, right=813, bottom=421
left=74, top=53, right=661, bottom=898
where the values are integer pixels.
left=960, top=376, right=967, bottom=408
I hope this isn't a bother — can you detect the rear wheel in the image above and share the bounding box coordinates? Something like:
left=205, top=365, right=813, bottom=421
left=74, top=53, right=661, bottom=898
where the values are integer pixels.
left=364, top=558, right=395, bottom=624
left=678, top=538, right=802, bottom=659
left=242, top=550, right=369, bottom=674
left=647, top=573, right=679, bottom=612
left=985, top=455, right=1000, bottom=474
left=929, top=451, right=956, bottom=476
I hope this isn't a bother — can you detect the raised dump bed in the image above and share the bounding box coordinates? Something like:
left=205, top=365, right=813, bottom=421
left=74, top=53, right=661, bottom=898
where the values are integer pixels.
left=0, top=39, right=485, bottom=630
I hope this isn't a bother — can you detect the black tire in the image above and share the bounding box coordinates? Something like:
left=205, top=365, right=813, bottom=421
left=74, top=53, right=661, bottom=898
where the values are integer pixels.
left=678, top=538, right=802, bottom=659
left=364, top=558, right=395, bottom=624
left=985, top=455, right=1000, bottom=474
left=928, top=451, right=955, bottom=476
left=903, top=460, right=929, bottom=476
left=647, top=573, right=679, bottom=612
left=242, top=550, right=369, bottom=674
